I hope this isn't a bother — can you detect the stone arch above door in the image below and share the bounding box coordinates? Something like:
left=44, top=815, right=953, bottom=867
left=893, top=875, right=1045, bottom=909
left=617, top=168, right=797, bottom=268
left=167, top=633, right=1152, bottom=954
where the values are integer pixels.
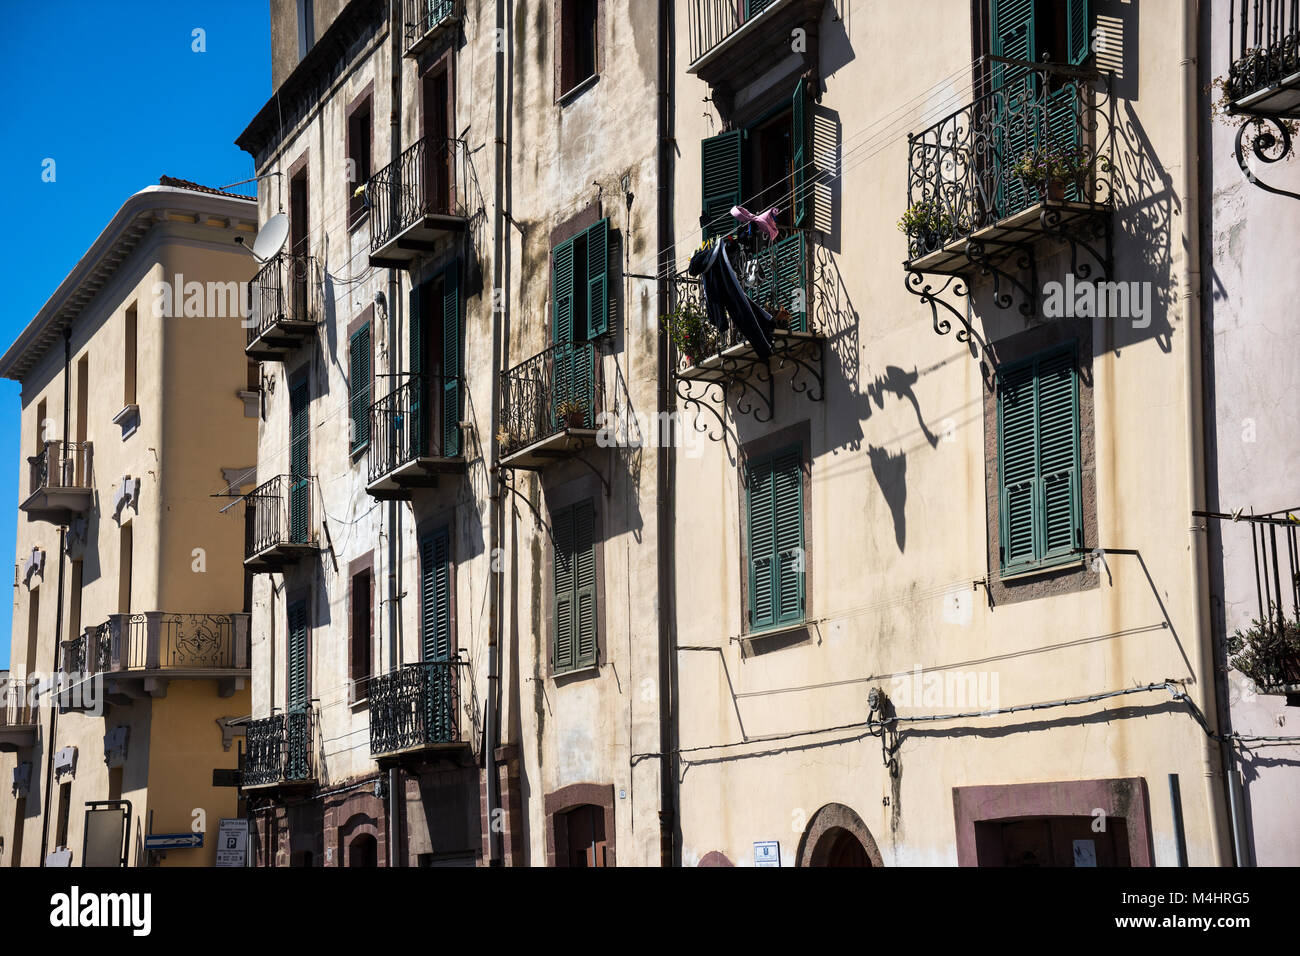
left=796, top=803, right=884, bottom=867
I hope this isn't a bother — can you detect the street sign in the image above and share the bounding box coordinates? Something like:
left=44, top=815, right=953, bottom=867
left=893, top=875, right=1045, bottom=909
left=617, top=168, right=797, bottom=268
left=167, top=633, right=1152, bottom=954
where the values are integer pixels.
left=754, top=841, right=781, bottom=867
left=143, top=832, right=203, bottom=851
left=216, top=818, right=248, bottom=867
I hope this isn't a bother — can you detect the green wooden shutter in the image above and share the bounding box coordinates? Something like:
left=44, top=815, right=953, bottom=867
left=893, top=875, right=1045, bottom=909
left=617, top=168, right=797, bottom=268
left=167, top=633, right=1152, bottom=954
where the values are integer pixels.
left=701, top=129, right=745, bottom=239
left=746, top=0, right=778, bottom=17
left=991, top=0, right=1037, bottom=217
left=420, top=529, right=452, bottom=662
left=442, top=261, right=461, bottom=457
left=349, top=324, right=371, bottom=453
left=410, top=280, right=426, bottom=459
left=772, top=450, right=805, bottom=626
left=553, top=504, right=576, bottom=671
left=998, top=361, right=1038, bottom=569
left=287, top=600, right=309, bottom=713
left=289, top=378, right=310, bottom=544
left=1036, top=348, right=1081, bottom=559
left=1066, top=0, right=1091, bottom=65
left=552, top=237, right=576, bottom=345
left=585, top=219, right=610, bottom=339
left=573, top=500, right=597, bottom=667
left=792, top=78, right=810, bottom=228
left=747, top=456, right=776, bottom=631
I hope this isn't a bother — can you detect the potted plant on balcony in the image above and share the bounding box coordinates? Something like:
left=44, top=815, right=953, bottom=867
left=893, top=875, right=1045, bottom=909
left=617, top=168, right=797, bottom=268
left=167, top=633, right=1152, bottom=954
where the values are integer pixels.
left=1012, top=145, right=1111, bottom=202
left=1226, top=608, right=1300, bottom=695
left=664, top=299, right=718, bottom=366
left=897, top=198, right=966, bottom=256
left=556, top=398, right=589, bottom=429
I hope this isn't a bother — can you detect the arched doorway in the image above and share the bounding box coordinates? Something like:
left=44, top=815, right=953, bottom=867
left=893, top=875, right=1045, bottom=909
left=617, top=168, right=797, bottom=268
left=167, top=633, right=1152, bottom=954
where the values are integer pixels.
left=796, top=803, right=884, bottom=867
left=349, top=833, right=378, bottom=867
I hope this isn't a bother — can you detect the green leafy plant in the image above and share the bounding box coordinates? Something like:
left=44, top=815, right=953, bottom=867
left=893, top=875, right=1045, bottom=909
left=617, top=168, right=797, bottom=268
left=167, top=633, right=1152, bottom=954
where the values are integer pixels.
left=896, top=199, right=966, bottom=242
left=556, top=398, right=588, bottom=420
left=1226, top=608, right=1300, bottom=692
left=664, top=299, right=718, bottom=364
left=1012, top=145, right=1111, bottom=187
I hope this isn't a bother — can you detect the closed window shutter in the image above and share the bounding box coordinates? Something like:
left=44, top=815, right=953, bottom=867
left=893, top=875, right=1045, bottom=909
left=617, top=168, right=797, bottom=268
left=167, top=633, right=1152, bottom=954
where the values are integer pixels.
left=998, top=362, right=1038, bottom=569
left=552, top=237, right=576, bottom=345
left=792, top=78, right=810, bottom=228
left=1036, top=348, right=1081, bottom=558
left=410, top=280, right=426, bottom=457
left=585, top=219, right=610, bottom=338
left=553, top=505, right=576, bottom=671
left=701, top=129, right=745, bottom=239
left=747, top=457, right=776, bottom=630
left=349, top=324, right=371, bottom=452
left=289, top=379, right=310, bottom=544
left=442, top=261, right=461, bottom=457
left=574, top=500, right=597, bottom=667
left=746, top=0, right=778, bottom=19
left=1066, top=0, right=1091, bottom=65
left=998, top=345, right=1081, bottom=571
left=990, top=0, right=1037, bottom=215
left=772, top=450, right=804, bottom=626
left=287, top=600, right=308, bottom=713
left=421, top=529, right=452, bottom=662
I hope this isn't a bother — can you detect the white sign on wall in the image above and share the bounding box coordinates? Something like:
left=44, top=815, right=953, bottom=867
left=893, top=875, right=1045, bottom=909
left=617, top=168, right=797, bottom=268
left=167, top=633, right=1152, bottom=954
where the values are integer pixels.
left=216, top=818, right=248, bottom=868
left=754, top=841, right=781, bottom=867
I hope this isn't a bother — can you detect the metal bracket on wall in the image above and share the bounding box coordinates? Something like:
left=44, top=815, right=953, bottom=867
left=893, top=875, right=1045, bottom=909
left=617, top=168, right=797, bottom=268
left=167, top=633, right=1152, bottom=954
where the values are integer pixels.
left=1234, top=117, right=1300, bottom=200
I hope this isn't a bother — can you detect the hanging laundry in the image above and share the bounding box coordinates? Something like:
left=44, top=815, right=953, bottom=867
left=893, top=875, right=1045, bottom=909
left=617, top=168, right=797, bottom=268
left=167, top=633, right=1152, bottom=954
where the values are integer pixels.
left=730, top=205, right=781, bottom=241
left=688, top=237, right=775, bottom=360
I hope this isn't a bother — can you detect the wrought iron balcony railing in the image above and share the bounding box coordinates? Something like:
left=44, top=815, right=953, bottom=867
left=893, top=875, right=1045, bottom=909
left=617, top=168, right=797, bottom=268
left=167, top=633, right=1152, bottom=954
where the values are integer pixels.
left=500, top=341, right=603, bottom=457
left=1227, top=0, right=1300, bottom=111
left=368, top=373, right=459, bottom=484
left=403, top=0, right=461, bottom=56
left=365, top=135, right=470, bottom=256
left=62, top=613, right=250, bottom=678
left=671, top=230, right=811, bottom=374
left=244, top=474, right=317, bottom=563
left=368, top=661, right=460, bottom=758
left=688, top=0, right=791, bottom=65
left=1, top=680, right=36, bottom=729
left=247, top=252, right=323, bottom=349
left=28, top=441, right=92, bottom=496
left=904, top=65, right=1111, bottom=262
left=243, top=711, right=315, bottom=788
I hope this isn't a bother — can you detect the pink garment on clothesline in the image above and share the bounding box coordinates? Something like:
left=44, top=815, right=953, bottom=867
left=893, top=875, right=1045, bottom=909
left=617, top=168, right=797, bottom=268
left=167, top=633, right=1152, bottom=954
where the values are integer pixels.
left=730, top=205, right=780, bottom=241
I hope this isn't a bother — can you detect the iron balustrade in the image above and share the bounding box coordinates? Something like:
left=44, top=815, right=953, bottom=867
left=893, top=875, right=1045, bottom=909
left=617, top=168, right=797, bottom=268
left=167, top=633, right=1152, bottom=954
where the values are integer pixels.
left=63, top=614, right=249, bottom=674
left=368, top=660, right=459, bottom=757
left=500, top=341, right=602, bottom=456
left=1228, top=0, right=1300, bottom=105
left=365, top=135, right=469, bottom=253
left=243, top=711, right=314, bottom=788
left=244, top=474, right=315, bottom=559
left=1, top=680, right=34, bottom=728
left=368, top=373, right=457, bottom=482
left=688, top=0, right=781, bottom=63
left=905, top=65, right=1111, bottom=261
left=28, top=440, right=92, bottom=494
left=671, top=230, right=811, bottom=371
left=403, top=0, right=460, bottom=52
left=248, top=252, right=323, bottom=346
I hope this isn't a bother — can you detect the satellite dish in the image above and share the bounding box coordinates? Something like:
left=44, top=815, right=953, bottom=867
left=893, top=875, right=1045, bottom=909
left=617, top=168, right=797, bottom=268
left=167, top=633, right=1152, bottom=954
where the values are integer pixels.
left=250, top=213, right=289, bottom=261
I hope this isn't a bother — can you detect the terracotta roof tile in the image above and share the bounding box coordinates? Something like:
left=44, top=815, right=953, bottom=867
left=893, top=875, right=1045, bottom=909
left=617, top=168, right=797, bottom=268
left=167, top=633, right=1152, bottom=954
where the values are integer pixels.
left=158, top=175, right=255, bottom=201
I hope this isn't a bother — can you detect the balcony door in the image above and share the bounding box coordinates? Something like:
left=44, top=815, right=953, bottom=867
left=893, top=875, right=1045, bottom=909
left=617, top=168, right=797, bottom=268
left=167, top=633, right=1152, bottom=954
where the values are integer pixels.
left=288, top=374, right=310, bottom=543
left=419, top=529, right=453, bottom=740
left=289, top=168, right=309, bottom=319
left=410, top=260, right=461, bottom=458
left=421, top=55, right=454, bottom=217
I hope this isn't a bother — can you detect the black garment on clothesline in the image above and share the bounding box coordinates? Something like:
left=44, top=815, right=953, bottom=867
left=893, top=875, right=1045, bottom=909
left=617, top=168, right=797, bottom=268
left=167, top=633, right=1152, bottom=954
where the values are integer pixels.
left=688, top=238, right=775, bottom=360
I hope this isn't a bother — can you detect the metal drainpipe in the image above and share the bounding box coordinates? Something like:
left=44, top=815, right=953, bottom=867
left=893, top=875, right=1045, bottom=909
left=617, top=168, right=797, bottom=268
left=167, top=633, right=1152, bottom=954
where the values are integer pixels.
left=386, top=0, right=403, bottom=869
left=484, top=0, right=507, bottom=868
left=38, top=326, right=72, bottom=866
left=1181, top=0, right=1231, bottom=867
left=655, top=0, right=678, bottom=868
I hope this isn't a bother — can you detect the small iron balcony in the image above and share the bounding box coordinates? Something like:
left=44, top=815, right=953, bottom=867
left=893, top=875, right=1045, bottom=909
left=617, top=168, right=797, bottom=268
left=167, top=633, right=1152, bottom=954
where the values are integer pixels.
left=365, top=136, right=470, bottom=268
left=1226, top=0, right=1300, bottom=116
left=244, top=474, right=319, bottom=571
left=21, top=440, right=92, bottom=523
left=60, top=613, right=251, bottom=708
left=242, top=711, right=315, bottom=791
left=368, top=661, right=465, bottom=764
left=499, top=341, right=604, bottom=470
left=687, top=0, right=824, bottom=87
left=902, top=64, right=1112, bottom=275
left=0, top=680, right=38, bottom=754
left=366, top=373, right=466, bottom=500
left=403, top=0, right=462, bottom=58
left=246, top=253, right=323, bottom=360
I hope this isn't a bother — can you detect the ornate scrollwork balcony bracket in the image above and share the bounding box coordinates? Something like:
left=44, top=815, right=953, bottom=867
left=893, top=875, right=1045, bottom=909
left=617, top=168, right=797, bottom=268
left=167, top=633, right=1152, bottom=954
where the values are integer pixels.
left=1233, top=117, right=1300, bottom=200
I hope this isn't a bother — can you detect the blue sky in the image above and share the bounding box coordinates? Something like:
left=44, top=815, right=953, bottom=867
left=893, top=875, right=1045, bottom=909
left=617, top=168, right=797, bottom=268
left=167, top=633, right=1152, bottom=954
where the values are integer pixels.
left=0, top=1, right=271, bottom=664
